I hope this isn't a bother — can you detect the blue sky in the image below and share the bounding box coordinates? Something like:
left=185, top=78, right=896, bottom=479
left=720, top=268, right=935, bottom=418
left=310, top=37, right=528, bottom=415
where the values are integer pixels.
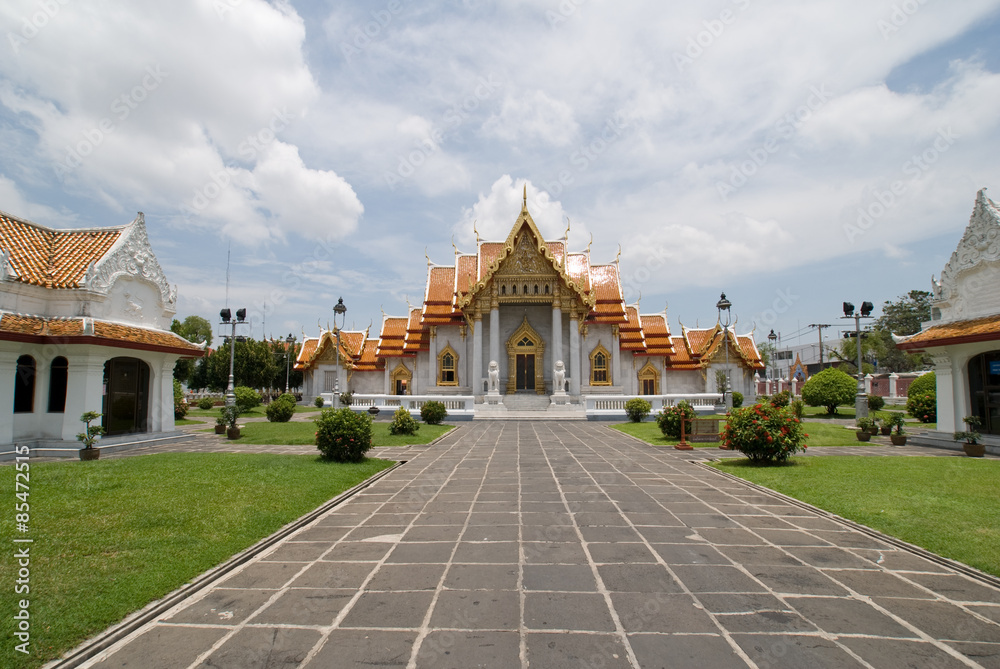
left=2, top=0, right=999, bottom=354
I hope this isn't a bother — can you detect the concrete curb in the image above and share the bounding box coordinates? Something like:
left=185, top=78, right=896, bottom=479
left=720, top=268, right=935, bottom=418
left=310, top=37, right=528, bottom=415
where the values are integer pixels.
left=44, top=461, right=405, bottom=669
left=694, top=459, right=1000, bottom=591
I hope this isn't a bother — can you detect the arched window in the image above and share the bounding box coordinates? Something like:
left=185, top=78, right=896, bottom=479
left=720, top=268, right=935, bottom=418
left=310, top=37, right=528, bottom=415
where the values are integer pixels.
left=638, top=361, right=659, bottom=396
left=545, top=284, right=550, bottom=294
left=534, top=284, right=539, bottom=294
left=589, top=344, right=611, bottom=386
left=48, top=356, right=68, bottom=413
left=14, top=355, right=36, bottom=413
left=968, top=351, right=1000, bottom=435
left=512, top=284, right=517, bottom=295
left=391, top=363, right=412, bottom=396
left=438, top=345, right=459, bottom=386
left=501, top=285, right=506, bottom=295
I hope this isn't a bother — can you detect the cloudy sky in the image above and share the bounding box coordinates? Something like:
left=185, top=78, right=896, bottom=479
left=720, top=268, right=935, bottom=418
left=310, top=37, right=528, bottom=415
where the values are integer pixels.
left=2, top=0, right=999, bottom=354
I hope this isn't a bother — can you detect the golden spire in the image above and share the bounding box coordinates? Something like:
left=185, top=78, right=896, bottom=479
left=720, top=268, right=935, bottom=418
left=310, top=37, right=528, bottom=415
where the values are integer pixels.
left=522, top=183, right=527, bottom=210
left=425, top=247, right=431, bottom=265
left=587, top=232, right=593, bottom=254
left=452, top=235, right=459, bottom=257
left=615, top=244, right=622, bottom=264
left=473, top=219, right=480, bottom=243
left=564, top=217, right=571, bottom=242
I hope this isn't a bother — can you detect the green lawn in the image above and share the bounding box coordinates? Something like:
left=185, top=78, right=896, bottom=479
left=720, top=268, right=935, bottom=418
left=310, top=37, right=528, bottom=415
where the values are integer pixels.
left=0, top=453, right=395, bottom=669
left=209, top=420, right=455, bottom=447
left=711, top=456, right=1000, bottom=577
left=614, top=420, right=872, bottom=449
left=185, top=404, right=320, bottom=419
left=611, top=421, right=721, bottom=448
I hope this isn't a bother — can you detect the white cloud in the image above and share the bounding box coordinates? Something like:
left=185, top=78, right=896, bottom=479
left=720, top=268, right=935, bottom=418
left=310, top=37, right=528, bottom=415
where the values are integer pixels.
left=483, top=90, right=580, bottom=147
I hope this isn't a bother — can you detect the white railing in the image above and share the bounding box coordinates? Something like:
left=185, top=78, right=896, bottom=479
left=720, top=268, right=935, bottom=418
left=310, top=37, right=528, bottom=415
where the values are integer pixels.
left=584, top=393, right=723, bottom=417
left=319, top=394, right=475, bottom=418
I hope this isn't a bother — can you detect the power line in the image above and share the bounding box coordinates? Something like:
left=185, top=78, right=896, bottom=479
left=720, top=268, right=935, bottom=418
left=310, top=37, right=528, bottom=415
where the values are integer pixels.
left=808, top=323, right=832, bottom=365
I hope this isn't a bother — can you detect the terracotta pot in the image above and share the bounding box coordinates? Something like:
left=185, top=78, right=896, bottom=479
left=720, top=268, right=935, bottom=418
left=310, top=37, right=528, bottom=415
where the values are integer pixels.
left=890, top=434, right=907, bottom=446
left=79, top=448, right=100, bottom=461
left=226, top=426, right=241, bottom=440
left=215, top=424, right=226, bottom=434
left=855, top=430, right=871, bottom=442
left=963, top=442, right=985, bottom=457
left=868, top=426, right=878, bottom=435
left=880, top=427, right=892, bottom=436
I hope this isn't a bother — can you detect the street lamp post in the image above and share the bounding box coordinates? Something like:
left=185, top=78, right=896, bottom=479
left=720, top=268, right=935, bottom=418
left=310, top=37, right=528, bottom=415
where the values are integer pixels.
left=767, top=329, right=777, bottom=394
left=842, top=301, right=874, bottom=419
left=332, top=298, right=347, bottom=408
left=284, top=333, right=295, bottom=393
left=220, top=308, right=248, bottom=408
left=717, top=293, right=733, bottom=410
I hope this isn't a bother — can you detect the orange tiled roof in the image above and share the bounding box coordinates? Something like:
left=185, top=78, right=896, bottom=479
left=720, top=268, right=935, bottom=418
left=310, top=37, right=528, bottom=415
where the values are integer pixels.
left=896, top=315, right=1000, bottom=350
left=478, top=243, right=505, bottom=280
left=619, top=306, right=645, bottom=352
left=589, top=264, right=626, bottom=322
left=0, top=212, right=122, bottom=289
left=665, top=335, right=700, bottom=369
left=736, top=334, right=763, bottom=368
left=640, top=314, right=675, bottom=356
left=565, top=253, right=591, bottom=293
left=294, top=338, right=319, bottom=370
left=353, top=339, right=384, bottom=371
left=376, top=316, right=409, bottom=358
left=0, top=313, right=203, bottom=355
left=456, top=255, right=478, bottom=300
left=405, top=307, right=429, bottom=352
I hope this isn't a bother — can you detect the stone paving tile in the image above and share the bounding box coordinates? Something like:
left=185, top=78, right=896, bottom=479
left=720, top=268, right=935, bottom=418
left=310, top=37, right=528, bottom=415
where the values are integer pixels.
left=77, top=422, right=1000, bottom=669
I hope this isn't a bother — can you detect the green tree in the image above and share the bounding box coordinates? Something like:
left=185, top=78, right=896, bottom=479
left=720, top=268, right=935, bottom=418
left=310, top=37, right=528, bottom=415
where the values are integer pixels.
left=206, top=338, right=279, bottom=392
left=870, top=290, right=932, bottom=372
left=171, top=315, right=213, bottom=384
left=801, top=367, right=857, bottom=415
left=268, top=339, right=303, bottom=392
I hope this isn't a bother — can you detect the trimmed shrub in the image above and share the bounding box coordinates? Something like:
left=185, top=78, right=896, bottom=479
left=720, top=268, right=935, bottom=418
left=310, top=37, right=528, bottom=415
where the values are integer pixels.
left=389, top=407, right=420, bottom=435
left=801, top=367, right=857, bottom=415
left=197, top=397, right=215, bottom=411
left=314, top=396, right=325, bottom=408
left=867, top=393, right=885, bottom=411
left=234, top=386, right=261, bottom=413
left=731, top=391, right=744, bottom=408
left=906, top=372, right=936, bottom=423
left=769, top=390, right=791, bottom=408
left=173, top=379, right=187, bottom=420
left=266, top=393, right=297, bottom=423
left=790, top=399, right=805, bottom=420
left=625, top=398, right=652, bottom=423
left=340, top=390, right=354, bottom=406
left=420, top=401, right=448, bottom=425
left=315, top=408, right=373, bottom=462
left=656, top=401, right=696, bottom=439
left=722, top=402, right=806, bottom=465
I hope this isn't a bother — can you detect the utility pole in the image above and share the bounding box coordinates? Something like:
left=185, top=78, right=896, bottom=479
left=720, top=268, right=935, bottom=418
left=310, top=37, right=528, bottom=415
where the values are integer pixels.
left=809, top=324, right=832, bottom=367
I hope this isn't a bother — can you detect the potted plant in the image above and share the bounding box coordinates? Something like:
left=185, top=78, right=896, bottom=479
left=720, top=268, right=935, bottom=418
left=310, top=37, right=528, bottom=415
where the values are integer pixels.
left=77, top=411, right=104, bottom=461
left=214, top=415, right=227, bottom=434
left=877, top=412, right=892, bottom=436
left=855, top=417, right=874, bottom=442
left=884, top=412, right=907, bottom=446
left=955, top=416, right=984, bottom=457
left=222, top=405, right=242, bottom=440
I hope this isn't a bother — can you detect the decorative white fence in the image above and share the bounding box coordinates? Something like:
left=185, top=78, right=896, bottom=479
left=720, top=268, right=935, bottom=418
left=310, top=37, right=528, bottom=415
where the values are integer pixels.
left=319, top=394, right=476, bottom=419
left=583, top=393, right=723, bottom=418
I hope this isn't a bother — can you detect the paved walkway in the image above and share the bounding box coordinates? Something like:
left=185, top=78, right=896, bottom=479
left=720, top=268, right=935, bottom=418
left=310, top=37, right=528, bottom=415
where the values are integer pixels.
left=79, top=422, right=1000, bottom=669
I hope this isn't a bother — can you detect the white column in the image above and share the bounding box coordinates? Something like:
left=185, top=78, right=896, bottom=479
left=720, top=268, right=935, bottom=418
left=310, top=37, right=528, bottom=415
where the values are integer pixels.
left=932, top=355, right=956, bottom=433
left=428, top=327, right=438, bottom=389
left=569, top=315, right=581, bottom=396
left=889, top=373, right=899, bottom=399
left=0, top=350, right=18, bottom=445
left=61, top=352, right=106, bottom=442
left=610, top=328, right=621, bottom=386
left=552, top=306, right=562, bottom=381
left=157, top=357, right=175, bottom=433
left=384, top=364, right=391, bottom=395
left=473, top=315, right=484, bottom=395
left=489, top=307, right=500, bottom=371
left=864, top=373, right=873, bottom=395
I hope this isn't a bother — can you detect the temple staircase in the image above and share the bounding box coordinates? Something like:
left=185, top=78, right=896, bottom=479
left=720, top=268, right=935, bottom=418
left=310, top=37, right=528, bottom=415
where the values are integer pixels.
left=474, top=393, right=586, bottom=420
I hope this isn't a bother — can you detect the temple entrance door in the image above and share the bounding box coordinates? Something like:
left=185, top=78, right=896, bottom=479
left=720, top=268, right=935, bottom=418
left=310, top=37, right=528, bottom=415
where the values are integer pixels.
left=516, top=354, right=536, bottom=391
left=102, top=357, right=150, bottom=436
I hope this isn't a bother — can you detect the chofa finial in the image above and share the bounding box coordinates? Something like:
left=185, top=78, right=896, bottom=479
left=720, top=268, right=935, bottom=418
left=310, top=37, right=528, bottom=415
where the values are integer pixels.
left=522, top=183, right=527, bottom=209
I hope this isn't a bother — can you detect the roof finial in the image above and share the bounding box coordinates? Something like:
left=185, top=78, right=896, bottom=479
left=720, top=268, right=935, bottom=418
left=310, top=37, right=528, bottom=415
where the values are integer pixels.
left=615, top=244, right=622, bottom=264
left=587, top=232, right=593, bottom=254
left=473, top=219, right=480, bottom=243
left=452, top=235, right=459, bottom=256
left=564, top=217, right=571, bottom=242
left=636, top=290, right=642, bottom=309
left=522, top=183, right=527, bottom=210
left=425, top=247, right=431, bottom=265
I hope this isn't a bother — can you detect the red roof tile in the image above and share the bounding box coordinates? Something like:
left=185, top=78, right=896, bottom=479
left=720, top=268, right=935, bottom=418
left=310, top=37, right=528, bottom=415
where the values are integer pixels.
left=0, top=313, right=203, bottom=355
left=896, top=315, right=1000, bottom=350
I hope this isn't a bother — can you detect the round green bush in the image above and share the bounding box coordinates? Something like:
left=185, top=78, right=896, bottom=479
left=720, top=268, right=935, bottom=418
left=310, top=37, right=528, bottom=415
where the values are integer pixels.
left=906, top=372, right=936, bottom=423
left=266, top=393, right=297, bottom=423
left=234, top=386, right=261, bottom=413
left=624, top=398, right=652, bottom=423
left=769, top=390, right=791, bottom=408
left=173, top=379, right=187, bottom=420
left=722, top=402, right=806, bottom=464
left=907, top=372, right=936, bottom=398
left=420, top=400, right=448, bottom=425
left=197, top=397, right=215, bottom=411
left=801, top=367, right=857, bottom=415
left=731, top=391, right=744, bottom=409
left=867, top=393, right=885, bottom=412
left=389, top=406, right=420, bottom=435
left=314, top=395, right=325, bottom=408
left=656, top=401, right=696, bottom=439
left=315, top=408, right=373, bottom=462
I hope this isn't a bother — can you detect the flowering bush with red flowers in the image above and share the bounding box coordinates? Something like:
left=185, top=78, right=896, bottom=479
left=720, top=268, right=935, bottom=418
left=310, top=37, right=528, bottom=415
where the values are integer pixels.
left=315, top=407, right=373, bottom=462
left=906, top=392, right=936, bottom=423
left=656, top=400, right=696, bottom=439
left=722, top=402, right=807, bottom=465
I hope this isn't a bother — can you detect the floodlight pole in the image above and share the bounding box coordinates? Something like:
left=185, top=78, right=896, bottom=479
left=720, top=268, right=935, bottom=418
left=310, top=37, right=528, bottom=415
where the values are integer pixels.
left=221, top=308, right=247, bottom=409
left=333, top=298, right=347, bottom=408
left=284, top=333, right=294, bottom=393
left=717, top=293, right=733, bottom=410
left=842, top=302, right=872, bottom=419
